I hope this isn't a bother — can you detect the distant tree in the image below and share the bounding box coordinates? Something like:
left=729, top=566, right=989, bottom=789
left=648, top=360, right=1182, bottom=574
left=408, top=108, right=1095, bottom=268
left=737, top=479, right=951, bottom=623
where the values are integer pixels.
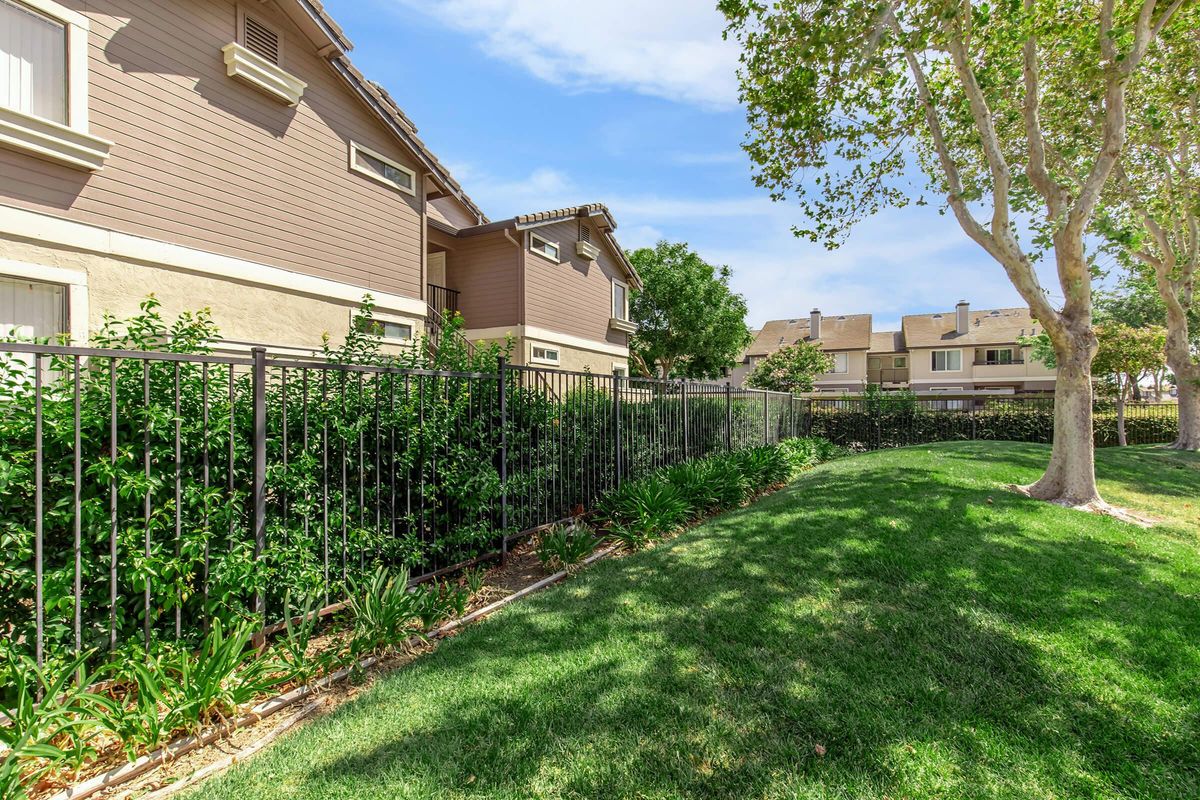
left=627, top=242, right=752, bottom=379
left=722, top=0, right=1189, bottom=507
left=1024, top=323, right=1167, bottom=445
left=745, top=341, right=834, bottom=393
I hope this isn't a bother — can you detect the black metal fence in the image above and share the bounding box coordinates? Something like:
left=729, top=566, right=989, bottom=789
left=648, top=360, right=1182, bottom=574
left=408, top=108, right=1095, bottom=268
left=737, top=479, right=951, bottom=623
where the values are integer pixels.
left=802, top=393, right=1180, bottom=450
left=0, top=342, right=798, bottom=668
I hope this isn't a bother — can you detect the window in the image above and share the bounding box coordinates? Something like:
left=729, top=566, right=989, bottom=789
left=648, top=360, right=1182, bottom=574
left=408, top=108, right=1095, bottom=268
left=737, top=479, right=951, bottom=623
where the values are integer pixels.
left=830, top=352, right=849, bottom=374
left=531, top=345, right=560, bottom=365
left=931, top=350, right=962, bottom=371
left=612, top=362, right=628, bottom=377
left=529, top=232, right=559, bottom=262
left=893, top=356, right=907, bottom=368
left=0, top=0, right=108, bottom=170
left=355, top=317, right=412, bottom=341
left=0, top=276, right=66, bottom=340
left=984, top=348, right=1014, bottom=365
left=1, top=0, right=66, bottom=124
left=611, top=279, right=629, bottom=321
left=350, top=142, right=415, bottom=194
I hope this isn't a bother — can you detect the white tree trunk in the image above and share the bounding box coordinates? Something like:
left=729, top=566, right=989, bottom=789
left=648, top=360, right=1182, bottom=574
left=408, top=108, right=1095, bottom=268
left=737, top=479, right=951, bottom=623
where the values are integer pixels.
left=1169, top=362, right=1200, bottom=450
left=1025, top=332, right=1103, bottom=507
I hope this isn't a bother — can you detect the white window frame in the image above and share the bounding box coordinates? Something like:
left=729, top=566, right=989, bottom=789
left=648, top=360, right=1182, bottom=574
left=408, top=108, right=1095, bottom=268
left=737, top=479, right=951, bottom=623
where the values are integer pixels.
left=353, top=309, right=415, bottom=343
left=528, top=232, right=560, bottom=262
left=611, top=278, right=629, bottom=321
left=931, top=349, right=963, bottom=372
left=0, top=0, right=111, bottom=170
left=0, top=258, right=88, bottom=344
left=611, top=361, right=628, bottom=377
left=530, top=343, right=560, bottom=366
left=349, top=141, right=416, bottom=195
left=829, top=352, right=849, bottom=374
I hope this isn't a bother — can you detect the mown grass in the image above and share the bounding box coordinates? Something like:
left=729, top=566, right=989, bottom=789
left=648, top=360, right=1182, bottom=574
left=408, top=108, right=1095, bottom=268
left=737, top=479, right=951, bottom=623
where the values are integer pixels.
left=189, top=442, right=1200, bottom=799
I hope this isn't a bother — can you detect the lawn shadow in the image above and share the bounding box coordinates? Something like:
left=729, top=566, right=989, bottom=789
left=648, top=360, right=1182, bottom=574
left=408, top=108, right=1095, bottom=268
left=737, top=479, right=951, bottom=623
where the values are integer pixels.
left=237, top=452, right=1200, bottom=799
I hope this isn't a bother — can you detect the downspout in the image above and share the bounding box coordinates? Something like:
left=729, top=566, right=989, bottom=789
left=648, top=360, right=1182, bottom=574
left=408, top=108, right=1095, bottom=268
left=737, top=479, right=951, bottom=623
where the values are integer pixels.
left=503, top=227, right=524, bottom=331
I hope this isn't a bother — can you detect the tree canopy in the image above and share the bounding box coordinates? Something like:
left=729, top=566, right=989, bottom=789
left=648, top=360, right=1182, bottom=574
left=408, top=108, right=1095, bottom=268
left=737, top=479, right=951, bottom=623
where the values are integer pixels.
left=626, top=241, right=752, bottom=379
left=721, top=0, right=1189, bottom=505
left=744, top=340, right=835, bottom=393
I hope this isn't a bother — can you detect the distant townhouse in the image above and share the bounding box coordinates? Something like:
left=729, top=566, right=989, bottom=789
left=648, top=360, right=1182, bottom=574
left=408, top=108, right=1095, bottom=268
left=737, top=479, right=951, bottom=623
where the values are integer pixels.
left=0, top=0, right=636, bottom=372
left=733, top=302, right=1055, bottom=393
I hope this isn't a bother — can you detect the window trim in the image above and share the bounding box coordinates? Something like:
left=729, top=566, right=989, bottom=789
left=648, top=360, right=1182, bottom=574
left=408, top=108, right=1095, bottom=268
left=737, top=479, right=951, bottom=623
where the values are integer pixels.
left=528, top=232, right=560, bottom=263
left=611, top=361, right=628, bottom=377
left=611, top=278, right=629, bottom=321
left=530, top=343, right=561, bottom=366
left=0, top=0, right=111, bottom=170
left=349, top=141, right=416, bottom=195
left=931, top=348, right=963, bottom=372
left=829, top=352, right=850, bottom=374
left=0, top=257, right=87, bottom=344
left=352, top=310, right=415, bottom=343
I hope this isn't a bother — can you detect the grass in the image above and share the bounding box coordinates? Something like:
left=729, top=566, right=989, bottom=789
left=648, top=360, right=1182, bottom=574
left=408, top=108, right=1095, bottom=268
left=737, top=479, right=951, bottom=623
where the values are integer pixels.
left=189, top=442, right=1200, bottom=800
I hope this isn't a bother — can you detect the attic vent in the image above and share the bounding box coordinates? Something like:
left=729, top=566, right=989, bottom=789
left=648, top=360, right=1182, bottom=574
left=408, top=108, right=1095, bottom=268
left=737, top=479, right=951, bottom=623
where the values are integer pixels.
left=578, top=221, right=591, bottom=243
left=243, top=16, right=280, bottom=64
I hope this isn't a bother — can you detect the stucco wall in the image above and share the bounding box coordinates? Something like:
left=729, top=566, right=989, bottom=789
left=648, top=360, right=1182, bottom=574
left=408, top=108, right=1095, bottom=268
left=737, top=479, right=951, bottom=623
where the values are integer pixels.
left=0, top=237, right=424, bottom=351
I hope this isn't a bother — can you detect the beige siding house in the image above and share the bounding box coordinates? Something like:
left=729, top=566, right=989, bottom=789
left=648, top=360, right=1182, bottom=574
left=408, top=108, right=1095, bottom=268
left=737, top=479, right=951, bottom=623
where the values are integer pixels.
left=0, top=0, right=634, bottom=368
left=430, top=204, right=641, bottom=374
left=901, top=303, right=1055, bottom=392
left=735, top=302, right=1056, bottom=394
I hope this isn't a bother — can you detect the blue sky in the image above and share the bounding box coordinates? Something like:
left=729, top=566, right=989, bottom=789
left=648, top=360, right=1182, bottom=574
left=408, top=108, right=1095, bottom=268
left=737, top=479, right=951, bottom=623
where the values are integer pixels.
left=327, top=0, right=1055, bottom=331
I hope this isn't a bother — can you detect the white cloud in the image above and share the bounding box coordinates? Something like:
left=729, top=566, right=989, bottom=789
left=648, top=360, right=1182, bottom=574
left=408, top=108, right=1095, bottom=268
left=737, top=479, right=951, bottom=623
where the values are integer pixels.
left=380, top=0, right=741, bottom=109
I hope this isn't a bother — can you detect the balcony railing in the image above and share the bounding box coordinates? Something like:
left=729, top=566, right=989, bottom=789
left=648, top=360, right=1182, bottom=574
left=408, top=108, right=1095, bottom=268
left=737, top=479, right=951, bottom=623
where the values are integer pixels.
left=427, top=283, right=460, bottom=316
left=868, top=368, right=910, bottom=384
left=974, top=358, right=1025, bottom=366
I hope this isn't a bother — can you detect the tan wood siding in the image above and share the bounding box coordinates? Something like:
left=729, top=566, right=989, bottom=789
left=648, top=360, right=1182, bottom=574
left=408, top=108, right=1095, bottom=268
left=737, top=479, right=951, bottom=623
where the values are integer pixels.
left=0, top=0, right=425, bottom=298
left=522, top=218, right=628, bottom=347
left=450, top=231, right=520, bottom=330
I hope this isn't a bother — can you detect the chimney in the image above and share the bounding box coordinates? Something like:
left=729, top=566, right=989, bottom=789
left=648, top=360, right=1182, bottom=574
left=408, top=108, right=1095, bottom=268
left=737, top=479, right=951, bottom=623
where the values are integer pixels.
left=810, top=308, right=822, bottom=340
left=955, top=300, right=969, bottom=335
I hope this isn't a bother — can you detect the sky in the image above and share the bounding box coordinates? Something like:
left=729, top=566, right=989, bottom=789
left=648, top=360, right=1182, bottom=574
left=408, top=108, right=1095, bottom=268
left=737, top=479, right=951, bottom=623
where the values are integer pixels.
left=324, top=0, right=1058, bottom=332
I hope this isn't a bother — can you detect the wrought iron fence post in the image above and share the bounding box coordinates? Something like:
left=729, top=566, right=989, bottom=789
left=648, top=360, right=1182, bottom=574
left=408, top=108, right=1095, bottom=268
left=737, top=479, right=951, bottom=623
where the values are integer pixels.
left=680, top=378, right=689, bottom=461
left=498, top=356, right=509, bottom=562
left=251, top=346, right=267, bottom=644
left=613, top=368, right=623, bottom=486
left=725, top=382, right=733, bottom=452
left=762, top=390, right=769, bottom=445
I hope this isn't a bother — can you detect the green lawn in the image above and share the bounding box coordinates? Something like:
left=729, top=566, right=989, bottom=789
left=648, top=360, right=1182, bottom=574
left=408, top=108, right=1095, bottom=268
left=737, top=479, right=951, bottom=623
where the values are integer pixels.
left=191, top=442, right=1200, bottom=800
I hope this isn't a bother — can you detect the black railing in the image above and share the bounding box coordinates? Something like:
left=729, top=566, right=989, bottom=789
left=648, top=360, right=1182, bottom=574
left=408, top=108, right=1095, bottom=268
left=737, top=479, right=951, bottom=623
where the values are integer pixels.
left=0, top=341, right=797, bottom=668
left=427, top=283, right=459, bottom=316
left=974, top=358, right=1025, bottom=366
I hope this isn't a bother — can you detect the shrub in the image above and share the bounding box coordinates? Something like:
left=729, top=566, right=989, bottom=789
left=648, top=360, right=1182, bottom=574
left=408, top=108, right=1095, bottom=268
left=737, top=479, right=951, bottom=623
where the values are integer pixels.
left=413, top=579, right=470, bottom=629
left=779, top=437, right=848, bottom=474
left=605, top=523, right=656, bottom=552
left=599, top=479, right=691, bottom=537
left=535, top=524, right=598, bottom=572
left=662, top=461, right=726, bottom=517
left=731, top=446, right=791, bottom=492
left=0, top=647, right=104, bottom=800
left=347, top=567, right=422, bottom=655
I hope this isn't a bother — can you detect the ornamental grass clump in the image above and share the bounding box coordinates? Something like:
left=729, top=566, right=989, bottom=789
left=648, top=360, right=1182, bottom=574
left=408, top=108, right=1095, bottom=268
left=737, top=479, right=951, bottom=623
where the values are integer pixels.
left=535, top=524, right=598, bottom=572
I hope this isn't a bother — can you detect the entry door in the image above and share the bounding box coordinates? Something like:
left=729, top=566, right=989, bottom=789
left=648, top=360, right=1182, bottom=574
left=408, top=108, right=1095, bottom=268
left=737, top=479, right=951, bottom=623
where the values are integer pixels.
left=427, top=251, right=447, bottom=288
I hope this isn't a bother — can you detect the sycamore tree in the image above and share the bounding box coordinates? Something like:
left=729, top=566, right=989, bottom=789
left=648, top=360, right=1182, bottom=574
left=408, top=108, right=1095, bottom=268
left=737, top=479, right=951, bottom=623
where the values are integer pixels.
left=745, top=341, right=835, bottom=392
left=721, top=0, right=1189, bottom=508
left=1098, top=13, right=1200, bottom=448
left=627, top=241, right=753, bottom=379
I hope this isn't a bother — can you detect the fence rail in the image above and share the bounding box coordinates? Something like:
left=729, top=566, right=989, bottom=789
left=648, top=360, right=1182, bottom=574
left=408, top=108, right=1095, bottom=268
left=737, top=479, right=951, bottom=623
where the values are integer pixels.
left=0, top=343, right=797, bottom=669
